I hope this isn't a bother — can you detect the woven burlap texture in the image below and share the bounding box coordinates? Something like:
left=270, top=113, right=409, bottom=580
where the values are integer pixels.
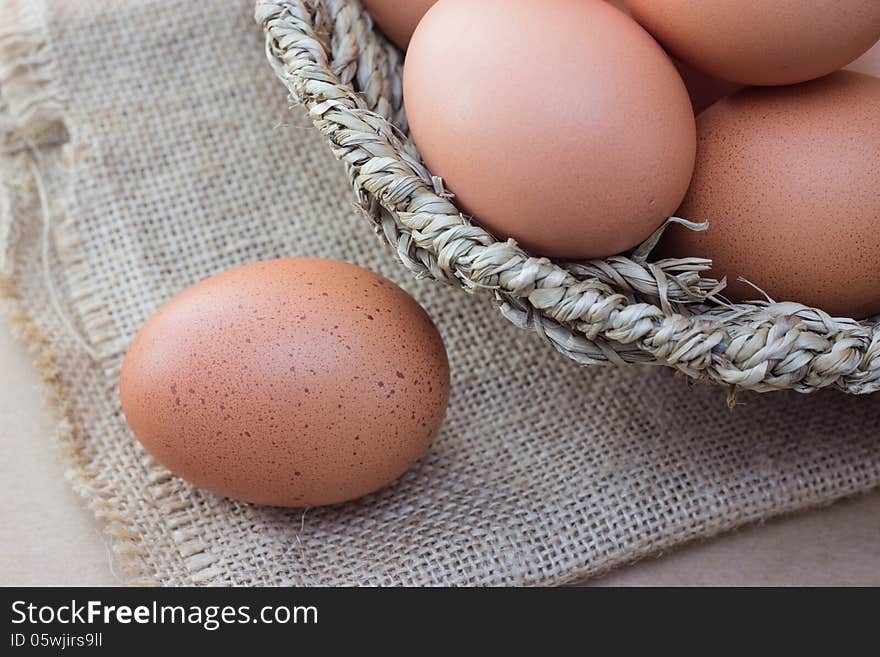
left=256, top=0, right=880, bottom=396
left=1, top=0, right=879, bottom=586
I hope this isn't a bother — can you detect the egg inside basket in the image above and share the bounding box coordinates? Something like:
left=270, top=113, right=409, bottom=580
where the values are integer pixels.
left=255, top=0, right=880, bottom=396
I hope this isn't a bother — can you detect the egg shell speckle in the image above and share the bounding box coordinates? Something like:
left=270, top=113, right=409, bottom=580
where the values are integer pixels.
left=120, top=258, right=450, bottom=507
left=660, top=71, right=880, bottom=319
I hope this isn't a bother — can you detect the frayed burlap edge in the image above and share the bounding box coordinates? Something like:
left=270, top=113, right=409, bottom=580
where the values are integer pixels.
left=2, top=271, right=876, bottom=586
left=2, top=0, right=351, bottom=588
left=256, top=0, right=880, bottom=396
left=0, top=154, right=236, bottom=587
left=0, top=292, right=158, bottom=586
left=1, top=0, right=161, bottom=587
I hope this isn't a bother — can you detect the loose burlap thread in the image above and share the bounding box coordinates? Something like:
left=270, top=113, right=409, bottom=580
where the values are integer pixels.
left=1, top=0, right=879, bottom=586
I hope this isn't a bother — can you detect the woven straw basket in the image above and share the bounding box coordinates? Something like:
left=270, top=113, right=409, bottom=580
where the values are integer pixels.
left=255, top=0, right=880, bottom=396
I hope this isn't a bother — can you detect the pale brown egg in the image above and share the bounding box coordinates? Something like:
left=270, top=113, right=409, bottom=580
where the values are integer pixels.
left=120, top=258, right=450, bottom=507
left=660, top=72, right=880, bottom=319
left=362, top=0, right=437, bottom=49
left=404, top=0, right=696, bottom=260
left=624, top=0, right=880, bottom=86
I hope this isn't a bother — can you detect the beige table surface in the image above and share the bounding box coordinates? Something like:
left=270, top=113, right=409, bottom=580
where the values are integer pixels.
left=2, top=310, right=879, bottom=587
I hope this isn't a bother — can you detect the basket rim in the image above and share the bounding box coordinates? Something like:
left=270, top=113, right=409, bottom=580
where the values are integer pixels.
left=255, top=0, right=879, bottom=395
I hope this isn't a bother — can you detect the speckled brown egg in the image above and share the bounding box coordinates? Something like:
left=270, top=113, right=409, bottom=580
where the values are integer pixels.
left=659, top=71, right=880, bottom=319
left=362, top=0, right=437, bottom=49
left=404, top=0, right=696, bottom=260
left=120, top=258, right=450, bottom=507
left=624, top=0, right=880, bottom=86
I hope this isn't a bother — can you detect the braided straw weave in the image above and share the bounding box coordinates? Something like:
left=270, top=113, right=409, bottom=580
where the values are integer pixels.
left=255, top=0, right=880, bottom=395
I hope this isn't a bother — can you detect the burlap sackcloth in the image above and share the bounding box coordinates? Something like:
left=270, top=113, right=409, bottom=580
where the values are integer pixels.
left=1, top=0, right=879, bottom=587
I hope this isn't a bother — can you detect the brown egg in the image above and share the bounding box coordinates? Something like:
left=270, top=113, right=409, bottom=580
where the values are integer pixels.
left=120, top=258, right=450, bottom=507
left=660, top=72, right=880, bottom=319
left=362, top=0, right=437, bottom=49
left=624, top=0, right=880, bottom=85
left=404, top=0, right=696, bottom=260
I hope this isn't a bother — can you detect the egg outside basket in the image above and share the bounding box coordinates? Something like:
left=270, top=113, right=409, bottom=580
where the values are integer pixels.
left=255, top=0, right=880, bottom=396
